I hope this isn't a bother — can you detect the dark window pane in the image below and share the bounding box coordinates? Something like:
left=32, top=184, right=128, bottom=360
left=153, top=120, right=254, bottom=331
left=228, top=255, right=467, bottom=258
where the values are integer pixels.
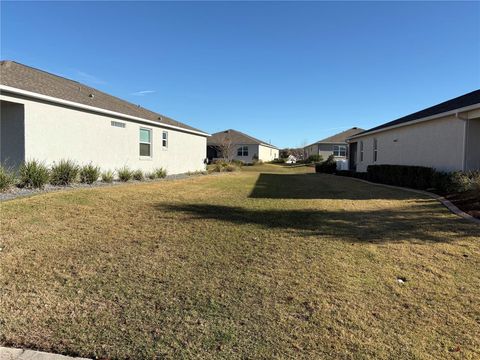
left=140, top=143, right=151, bottom=156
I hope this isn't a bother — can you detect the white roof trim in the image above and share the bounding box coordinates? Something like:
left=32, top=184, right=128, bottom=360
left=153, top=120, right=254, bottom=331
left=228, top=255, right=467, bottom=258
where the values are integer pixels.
left=0, top=85, right=210, bottom=137
left=348, top=103, right=480, bottom=140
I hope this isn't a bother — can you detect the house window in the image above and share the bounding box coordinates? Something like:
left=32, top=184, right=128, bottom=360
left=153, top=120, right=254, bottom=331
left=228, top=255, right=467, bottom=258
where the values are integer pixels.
left=360, top=141, right=364, bottom=162
left=333, top=145, right=347, bottom=157
left=237, top=146, right=248, bottom=156
left=162, top=131, right=168, bottom=148
left=373, top=138, right=378, bottom=162
left=139, top=128, right=152, bottom=157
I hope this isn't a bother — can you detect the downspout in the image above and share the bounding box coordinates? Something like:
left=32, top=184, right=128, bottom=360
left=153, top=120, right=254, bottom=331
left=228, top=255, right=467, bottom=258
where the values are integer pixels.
left=456, top=112, right=469, bottom=171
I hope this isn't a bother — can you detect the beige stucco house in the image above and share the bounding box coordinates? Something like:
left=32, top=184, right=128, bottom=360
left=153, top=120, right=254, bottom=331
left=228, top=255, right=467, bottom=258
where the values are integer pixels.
left=347, top=90, right=480, bottom=172
left=304, top=127, right=365, bottom=161
left=0, top=61, right=209, bottom=175
left=207, top=129, right=279, bottom=163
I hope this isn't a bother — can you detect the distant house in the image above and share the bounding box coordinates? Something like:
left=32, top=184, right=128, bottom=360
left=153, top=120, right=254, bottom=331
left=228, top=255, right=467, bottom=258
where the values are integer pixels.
left=285, top=155, right=297, bottom=164
left=347, top=90, right=480, bottom=172
left=207, top=129, right=279, bottom=163
left=0, top=61, right=209, bottom=175
left=304, top=127, right=365, bottom=161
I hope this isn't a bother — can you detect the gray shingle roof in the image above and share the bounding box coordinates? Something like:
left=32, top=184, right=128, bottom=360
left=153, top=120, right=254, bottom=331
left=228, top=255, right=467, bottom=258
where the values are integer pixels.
left=308, top=127, right=365, bottom=147
left=0, top=60, right=207, bottom=135
left=351, top=89, right=480, bottom=137
left=208, top=129, right=278, bottom=149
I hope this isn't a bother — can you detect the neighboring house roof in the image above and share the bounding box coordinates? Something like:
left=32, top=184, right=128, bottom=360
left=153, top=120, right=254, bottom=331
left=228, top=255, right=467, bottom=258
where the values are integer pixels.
left=305, top=127, right=365, bottom=147
left=0, top=60, right=207, bottom=135
left=207, top=129, right=279, bottom=149
left=350, top=89, right=480, bottom=139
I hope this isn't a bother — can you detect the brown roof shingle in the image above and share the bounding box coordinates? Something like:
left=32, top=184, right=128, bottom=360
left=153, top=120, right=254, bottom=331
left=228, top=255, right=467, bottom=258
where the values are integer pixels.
left=0, top=61, right=207, bottom=135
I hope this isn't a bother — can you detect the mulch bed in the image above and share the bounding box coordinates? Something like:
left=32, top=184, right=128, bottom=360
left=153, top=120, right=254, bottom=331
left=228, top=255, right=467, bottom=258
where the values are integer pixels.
left=445, top=190, right=480, bottom=220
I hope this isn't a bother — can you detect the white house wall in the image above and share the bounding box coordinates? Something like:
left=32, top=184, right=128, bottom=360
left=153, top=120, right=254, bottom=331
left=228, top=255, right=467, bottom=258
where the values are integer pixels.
left=353, top=114, right=466, bottom=172
left=230, top=144, right=259, bottom=163
left=0, top=93, right=207, bottom=175
left=258, top=144, right=279, bottom=162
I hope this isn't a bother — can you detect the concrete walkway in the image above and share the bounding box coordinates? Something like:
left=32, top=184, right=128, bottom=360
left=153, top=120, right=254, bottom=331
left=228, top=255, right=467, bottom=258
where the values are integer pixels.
left=0, top=347, right=90, bottom=360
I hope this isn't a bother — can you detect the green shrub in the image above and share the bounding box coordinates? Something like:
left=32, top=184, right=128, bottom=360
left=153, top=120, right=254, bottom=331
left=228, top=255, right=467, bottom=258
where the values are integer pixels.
left=366, top=164, right=435, bottom=190
left=101, top=170, right=114, bottom=183
left=146, top=172, right=156, bottom=180
left=270, top=158, right=286, bottom=164
left=434, top=170, right=480, bottom=193
left=133, top=169, right=144, bottom=181
left=0, top=165, right=16, bottom=192
left=117, top=166, right=133, bottom=182
left=306, top=154, right=323, bottom=163
left=315, top=155, right=337, bottom=174
left=79, top=163, right=101, bottom=184
left=50, top=159, right=79, bottom=186
left=154, top=167, right=167, bottom=179
left=18, top=160, right=50, bottom=189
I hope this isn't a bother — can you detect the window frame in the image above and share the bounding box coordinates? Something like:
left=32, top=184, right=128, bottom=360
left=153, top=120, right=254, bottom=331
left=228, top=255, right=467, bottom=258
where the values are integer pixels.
left=237, top=145, right=249, bottom=157
left=333, top=145, right=347, bottom=157
left=162, top=130, right=168, bottom=149
left=139, top=127, right=153, bottom=158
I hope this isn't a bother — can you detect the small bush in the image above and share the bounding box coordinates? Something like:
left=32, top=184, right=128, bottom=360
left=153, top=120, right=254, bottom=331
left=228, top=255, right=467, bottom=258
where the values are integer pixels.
left=50, top=159, right=79, bottom=186
left=117, top=166, right=133, bottom=182
left=225, top=164, right=239, bottom=172
left=434, top=170, right=480, bottom=193
left=211, top=163, right=224, bottom=172
left=367, top=164, right=436, bottom=190
left=315, top=155, right=337, bottom=174
left=101, top=170, right=114, bottom=183
left=133, top=169, right=144, bottom=181
left=0, top=165, right=16, bottom=192
left=18, top=160, right=50, bottom=189
left=79, top=163, right=101, bottom=184
left=154, top=167, right=167, bottom=179
left=230, top=159, right=244, bottom=167
left=270, top=158, right=286, bottom=164
left=306, top=154, right=323, bottom=163
left=146, top=172, right=156, bottom=180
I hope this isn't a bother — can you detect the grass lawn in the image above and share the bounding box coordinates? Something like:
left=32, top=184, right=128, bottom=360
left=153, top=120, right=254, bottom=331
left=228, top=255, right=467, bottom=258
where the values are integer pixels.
left=1, top=164, right=479, bottom=359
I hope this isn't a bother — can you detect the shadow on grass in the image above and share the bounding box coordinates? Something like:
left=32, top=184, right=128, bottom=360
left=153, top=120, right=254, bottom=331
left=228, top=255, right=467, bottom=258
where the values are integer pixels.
left=156, top=202, right=479, bottom=244
left=249, top=173, right=418, bottom=200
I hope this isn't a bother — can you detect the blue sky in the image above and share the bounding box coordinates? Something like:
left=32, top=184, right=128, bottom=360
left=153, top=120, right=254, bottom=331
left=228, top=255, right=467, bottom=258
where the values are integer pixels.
left=1, top=1, right=479, bottom=148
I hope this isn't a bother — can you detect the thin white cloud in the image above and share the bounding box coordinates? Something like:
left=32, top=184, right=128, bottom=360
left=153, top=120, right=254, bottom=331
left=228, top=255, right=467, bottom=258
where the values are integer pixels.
left=76, top=71, right=107, bottom=85
left=131, top=90, right=156, bottom=96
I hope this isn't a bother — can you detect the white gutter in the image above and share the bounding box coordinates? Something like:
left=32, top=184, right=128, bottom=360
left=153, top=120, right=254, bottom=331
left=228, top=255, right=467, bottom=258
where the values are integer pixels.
left=0, top=85, right=211, bottom=137
left=348, top=103, right=480, bottom=141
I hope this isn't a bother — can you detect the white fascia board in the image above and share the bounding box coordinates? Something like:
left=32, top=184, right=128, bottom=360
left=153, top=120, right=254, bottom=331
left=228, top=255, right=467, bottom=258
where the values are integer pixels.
left=0, top=85, right=211, bottom=137
left=347, top=103, right=480, bottom=141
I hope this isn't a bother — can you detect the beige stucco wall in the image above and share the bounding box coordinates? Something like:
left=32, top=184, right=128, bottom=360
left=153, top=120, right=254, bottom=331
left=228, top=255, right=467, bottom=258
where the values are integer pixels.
left=258, top=144, right=279, bottom=162
left=0, top=93, right=207, bottom=175
left=352, top=114, right=466, bottom=172
left=304, top=144, right=318, bottom=158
